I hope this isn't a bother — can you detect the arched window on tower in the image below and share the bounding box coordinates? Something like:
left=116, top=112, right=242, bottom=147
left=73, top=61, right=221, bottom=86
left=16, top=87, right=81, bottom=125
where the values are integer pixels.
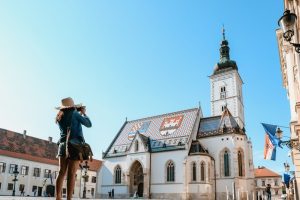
left=224, top=151, right=230, bottom=177
left=220, top=86, right=226, bottom=99
left=166, top=160, right=175, bottom=182
left=192, top=162, right=197, bottom=181
left=238, top=150, right=244, bottom=177
left=200, top=162, right=205, bottom=181
left=135, top=140, right=139, bottom=152
left=114, top=165, right=122, bottom=184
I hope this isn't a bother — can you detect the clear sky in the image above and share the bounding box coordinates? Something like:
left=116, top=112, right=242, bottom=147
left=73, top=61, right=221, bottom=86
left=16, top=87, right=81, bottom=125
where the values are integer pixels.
left=0, top=1, right=292, bottom=174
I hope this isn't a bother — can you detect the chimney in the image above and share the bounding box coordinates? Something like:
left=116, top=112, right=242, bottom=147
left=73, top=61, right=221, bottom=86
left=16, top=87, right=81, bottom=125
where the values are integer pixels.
left=48, top=137, right=52, bottom=143
left=23, top=130, right=27, bottom=139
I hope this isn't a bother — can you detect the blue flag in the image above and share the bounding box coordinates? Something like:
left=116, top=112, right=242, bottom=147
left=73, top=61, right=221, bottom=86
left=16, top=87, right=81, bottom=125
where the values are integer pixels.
left=261, top=123, right=282, bottom=148
left=284, top=173, right=291, bottom=188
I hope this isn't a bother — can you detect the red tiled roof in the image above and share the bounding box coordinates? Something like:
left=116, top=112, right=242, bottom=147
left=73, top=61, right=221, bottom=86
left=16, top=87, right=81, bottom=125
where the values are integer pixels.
left=254, top=167, right=281, bottom=178
left=0, top=128, right=102, bottom=171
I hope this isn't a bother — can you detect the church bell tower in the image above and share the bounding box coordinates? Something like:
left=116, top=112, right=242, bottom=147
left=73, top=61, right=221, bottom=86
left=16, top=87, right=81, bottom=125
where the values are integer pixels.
left=210, top=29, right=245, bottom=128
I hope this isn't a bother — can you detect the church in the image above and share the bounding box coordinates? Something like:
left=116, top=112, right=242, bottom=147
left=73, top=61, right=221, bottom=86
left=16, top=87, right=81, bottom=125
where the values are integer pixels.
left=97, top=32, right=255, bottom=200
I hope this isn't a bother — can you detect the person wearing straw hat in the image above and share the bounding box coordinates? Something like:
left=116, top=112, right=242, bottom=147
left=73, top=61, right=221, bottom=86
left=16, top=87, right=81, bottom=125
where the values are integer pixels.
left=55, top=97, right=92, bottom=200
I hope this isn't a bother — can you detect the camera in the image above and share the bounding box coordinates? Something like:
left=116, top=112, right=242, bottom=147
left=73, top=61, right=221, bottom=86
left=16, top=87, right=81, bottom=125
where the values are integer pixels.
left=76, top=106, right=86, bottom=112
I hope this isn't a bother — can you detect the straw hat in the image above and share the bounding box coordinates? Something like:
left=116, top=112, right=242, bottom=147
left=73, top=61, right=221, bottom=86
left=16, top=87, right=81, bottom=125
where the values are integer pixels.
left=55, top=97, right=83, bottom=110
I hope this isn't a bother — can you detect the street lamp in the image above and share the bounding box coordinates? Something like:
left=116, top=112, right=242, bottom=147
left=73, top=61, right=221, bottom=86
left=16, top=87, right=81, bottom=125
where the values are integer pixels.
left=284, top=162, right=291, bottom=172
left=12, top=165, right=19, bottom=196
left=275, top=128, right=300, bottom=150
left=278, top=10, right=300, bottom=53
left=81, top=161, right=90, bottom=199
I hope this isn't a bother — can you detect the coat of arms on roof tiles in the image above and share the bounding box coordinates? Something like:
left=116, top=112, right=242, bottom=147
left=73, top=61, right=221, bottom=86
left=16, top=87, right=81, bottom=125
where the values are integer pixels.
left=128, top=121, right=151, bottom=140
left=160, top=115, right=184, bottom=136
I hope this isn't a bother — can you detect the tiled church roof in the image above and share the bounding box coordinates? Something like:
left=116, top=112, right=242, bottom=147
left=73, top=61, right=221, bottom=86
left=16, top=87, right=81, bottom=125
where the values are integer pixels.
left=197, top=107, right=244, bottom=138
left=0, top=128, right=102, bottom=171
left=104, top=108, right=199, bottom=157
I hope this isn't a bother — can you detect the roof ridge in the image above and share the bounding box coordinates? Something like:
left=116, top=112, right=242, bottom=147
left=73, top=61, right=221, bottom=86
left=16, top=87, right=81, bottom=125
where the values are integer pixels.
left=127, top=107, right=199, bottom=123
left=200, top=115, right=221, bottom=120
left=0, top=128, right=55, bottom=144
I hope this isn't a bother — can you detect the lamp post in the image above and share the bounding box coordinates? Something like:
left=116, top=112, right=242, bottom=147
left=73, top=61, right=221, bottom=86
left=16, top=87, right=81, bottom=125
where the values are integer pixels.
left=278, top=10, right=300, bottom=53
left=81, top=161, right=90, bottom=199
left=284, top=162, right=292, bottom=200
left=275, top=128, right=300, bottom=150
left=12, top=165, right=19, bottom=196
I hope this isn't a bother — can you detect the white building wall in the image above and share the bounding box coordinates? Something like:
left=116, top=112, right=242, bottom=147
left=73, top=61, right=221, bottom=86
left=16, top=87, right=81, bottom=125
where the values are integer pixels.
left=0, top=155, right=97, bottom=198
left=210, top=70, right=245, bottom=128
left=199, top=134, right=254, bottom=199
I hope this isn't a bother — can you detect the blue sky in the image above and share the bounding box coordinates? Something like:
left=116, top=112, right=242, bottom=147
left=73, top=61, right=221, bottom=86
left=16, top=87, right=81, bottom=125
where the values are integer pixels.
left=0, top=1, right=292, bottom=174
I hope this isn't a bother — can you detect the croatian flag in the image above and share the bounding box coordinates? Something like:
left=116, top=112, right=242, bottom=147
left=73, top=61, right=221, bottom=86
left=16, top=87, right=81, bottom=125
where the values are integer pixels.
left=263, top=134, right=276, bottom=160
left=262, top=123, right=280, bottom=160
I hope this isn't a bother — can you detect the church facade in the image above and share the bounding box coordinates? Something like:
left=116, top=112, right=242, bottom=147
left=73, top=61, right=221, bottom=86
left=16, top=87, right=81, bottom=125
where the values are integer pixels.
left=97, top=33, right=255, bottom=200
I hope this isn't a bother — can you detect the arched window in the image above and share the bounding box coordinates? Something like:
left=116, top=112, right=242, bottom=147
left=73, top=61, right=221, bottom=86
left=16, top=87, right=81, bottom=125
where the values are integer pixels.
left=135, top=141, right=139, bottom=152
left=114, top=165, right=122, bottom=184
left=224, top=151, right=230, bottom=177
left=192, top=162, right=197, bottom=181
left=166, top=161, right=175, bottom=182
left=200, top=162, right=205, bottom=181
left=238, top=150, right=244, bottom=177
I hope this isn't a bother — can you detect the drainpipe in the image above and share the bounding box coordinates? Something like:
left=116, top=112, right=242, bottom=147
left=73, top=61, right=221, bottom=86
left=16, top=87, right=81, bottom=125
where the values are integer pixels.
left=214, top=159, right=216, bottom=200
left=149, top=151, right=151, bottom=199
left=148, top=138, right=152, bottom=199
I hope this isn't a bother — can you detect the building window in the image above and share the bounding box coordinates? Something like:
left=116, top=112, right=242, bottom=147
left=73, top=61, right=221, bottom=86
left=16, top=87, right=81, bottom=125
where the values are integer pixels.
left=221, top=105, right=226, bottom=112
left=9, top=164, right=17, bottom=174
left=135, top=141, right=139, bottom=152
left=238, top=150, right=244, bottom=177
left=21, top=166, right=29, bottom=175
left=0, top=182, right=1, bottom=190
left=32, top=185, right=37, bottom=192
left=63, top=188, right=66, bottom=194
left=275, top=179, right=278, bottom=186
left=255, top=180, right=257, bottom=186
left=114, top=165, right=122, bottom=184
left=91, top=188, right=95, bottom=196
left=33, top=168, right=40, bottom=177
left=166, top=160, right=175, bottom=182
left=0, top=162, right=6, bottom=173
left=220, top=86, right=226, bottom=99
left=92, top=176, right=97, bottom=183
left=85, top=175, right=89, bottom=183
left=7, top=183, right=13, bottom=190
left=44, top=169, right=51, bottom=178
left=192, top=162, right=197, bottom=181
left=262, top=180, right=265, bottom=186
left=224, top=151, right=230, bottom=177
left=19, top=184, right=25, bottom=191
left=200, top=162, right=205, bottom=181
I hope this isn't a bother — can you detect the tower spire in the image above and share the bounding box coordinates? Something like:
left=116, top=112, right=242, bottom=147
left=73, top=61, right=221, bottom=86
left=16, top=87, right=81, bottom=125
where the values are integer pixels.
left=222, top=24, right=226, bottom=41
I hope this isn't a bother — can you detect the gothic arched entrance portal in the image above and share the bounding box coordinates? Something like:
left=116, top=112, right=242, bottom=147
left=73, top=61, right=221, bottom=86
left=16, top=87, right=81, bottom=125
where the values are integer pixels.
left=129, top=160, right=144, bottom=197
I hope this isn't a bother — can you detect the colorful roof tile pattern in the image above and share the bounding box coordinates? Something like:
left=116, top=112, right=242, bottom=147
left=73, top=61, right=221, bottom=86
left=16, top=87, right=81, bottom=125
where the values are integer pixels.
left=0, top=128, right=102, bottom=171
left=105, top=108, right=199, bottom=157
left=254, top=166, right=281, bottom=178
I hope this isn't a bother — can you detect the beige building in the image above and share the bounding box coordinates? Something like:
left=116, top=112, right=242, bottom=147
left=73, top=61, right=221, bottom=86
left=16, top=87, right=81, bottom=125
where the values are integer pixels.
left=0, top=128, right=102, bottom=198
left=254, top=166, right=282, bottom=199
left=276, top=0, right=300, bottom=198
